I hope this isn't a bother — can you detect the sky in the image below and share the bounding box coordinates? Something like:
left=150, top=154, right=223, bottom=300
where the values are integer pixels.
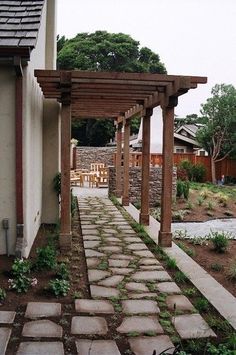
left=57, top=0, right=236, bottom=117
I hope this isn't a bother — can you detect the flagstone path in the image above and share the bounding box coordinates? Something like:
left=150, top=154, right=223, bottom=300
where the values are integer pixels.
left=1, top=196, right=217, bottom=355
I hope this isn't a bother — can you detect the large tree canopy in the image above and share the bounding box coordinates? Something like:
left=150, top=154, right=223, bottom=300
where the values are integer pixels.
left=57, top=31, right=167, bottom=146
left=196, top=84, right=236, bottom=183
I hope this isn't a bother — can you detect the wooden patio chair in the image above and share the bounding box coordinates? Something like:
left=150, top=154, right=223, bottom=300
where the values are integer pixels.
left=97, top=167, right=109, bottom=188
left=70, top=171, right=84, bottom=187
left=90, top=162, right=105, bottom=175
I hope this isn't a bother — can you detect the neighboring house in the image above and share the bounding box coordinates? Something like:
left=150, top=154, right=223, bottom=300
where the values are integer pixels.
left=0, top=0, right=59, bottom=257
left=174, top=124, right=208, bottom=156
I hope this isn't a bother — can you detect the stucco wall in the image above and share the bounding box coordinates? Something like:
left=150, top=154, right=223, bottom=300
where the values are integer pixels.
left=0, top=68, right=16, bottom=255
left=22, top=3, right=47, bottom=257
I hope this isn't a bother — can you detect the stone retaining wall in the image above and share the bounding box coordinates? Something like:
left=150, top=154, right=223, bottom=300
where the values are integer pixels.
left=75, top=147, right=116, bottom=170
left=109, top=166, right=176, bottom=207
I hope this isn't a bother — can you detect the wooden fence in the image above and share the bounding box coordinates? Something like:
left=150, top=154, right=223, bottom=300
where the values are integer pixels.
left=114, top=153, right=236, bottom=182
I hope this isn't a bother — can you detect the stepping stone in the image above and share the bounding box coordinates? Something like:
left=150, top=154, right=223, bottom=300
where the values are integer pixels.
left=129, top=293, right=157, bottom=299
left=84, top=240, right=100, bottom=249
left=86, top=258, right=100, bottom=268
left=110, top=254, right=134, bottom=260
left=140, top=265, right=164, bottom=270
left=157, top=282, right=181, bottom=294
left=90, top=285, right=119, bottom=298
left=82, top=230, right=99, bottom=235
left=110, top=267, right=133, bottom=275
left=88, top=269, right=110, bottom=283
left=75, top=339, right=121, bottom=355
left=108, top=259, right=130, bottom=267
left=0, top=328, right=11, bottom=355
left=127, top=243, right=148, bottom=251
left=85, top=249, right=105, bottom=258
left=25, top=302, right=61, bottom=319
left=122, top=300, right=160, bottom=314
left=83, top=236, right=100, bottom=241
left=124, top=237, right=142, bottom=243
left=71, top=316, right=108, bottom=335
left=129, top=335, right=175, bottom=355
left=166, top=295, right=195, bottom=312
left=22, top=320, right=62, bottom=338
left=132, top=271, right=171, bottom=282
left=81, top=225, right=98, bottom=229
left=17, top=342, right=64, bottom=355
left=75, top=299, right=114, bottom=314
left=98, top=275, right=124, bottom=287
left=126, top=282, right=149, bottom=292
left=133, top=250, right=155, bottom=258
left=105, top=237, right=122, bottom=243
left=139, top=258, right=160, bottom=266
left=100, top=246, right=122, bottom=253
left=117, top=316, right=163, bottom=334
left=102, top=228, right=118, bottom=234
left=172, top=314, right=216, bottom=339
left=0, top=311, right=15, bottom=324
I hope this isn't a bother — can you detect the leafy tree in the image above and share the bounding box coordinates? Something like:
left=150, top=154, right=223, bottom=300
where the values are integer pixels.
left=196, top=84, right=236, bottom=183
left=174, top=114, right=207, bottom=129
left=57, top=31, right=166, bottom=146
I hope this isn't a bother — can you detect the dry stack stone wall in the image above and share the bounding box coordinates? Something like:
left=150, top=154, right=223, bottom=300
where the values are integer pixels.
left=109, top=166, right=176, bottom=207
left=76, top=147, right=116, bottom=170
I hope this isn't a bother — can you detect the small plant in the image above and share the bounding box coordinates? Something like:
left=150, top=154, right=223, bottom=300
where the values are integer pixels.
left=227, top=260, right=236, bottom=280
left=183, top=287, right=197, bottom=297
left=48, top=279, right=70, bottom=297
left=11, top=258, right=31, bottom=277
left=185, top=201, right=193, bottom=210
left=133, top=200, right=141, bottom=210
left=210, top=263, right=223, bottom=272
left=183, top=180, right=190, bottom=199
left=224, top=210, right=234, bottom=217
left=174, top=271, right=188, bottom=284
left=206, top=200, right=215, bottom=211
left=166, top=257, right=177, bottom=270
left=194, top=297, right=209, bottom=312
left=35, top=245, right=57, bottom=270
left=0, top=288, right=6, bottom=301
left=72, top=291, right=82, bottom=299
left=53, top=172, right=61, bottom=197
left=210, top=231, right=229, bottom=253
left=217, top=193, right=229, bottom=207
left=176, top=180, right=184, bottom=198
left=8, top=276, right=37, bottom=293
left=197, top=196, right=204, bottom=206
left=200, top=188, right=212, bottom=200
left=172, top=210, right=186, bottom=221
left=56, top=263, right=70, bottom=280
left=176, top=242, right=195, bottom=257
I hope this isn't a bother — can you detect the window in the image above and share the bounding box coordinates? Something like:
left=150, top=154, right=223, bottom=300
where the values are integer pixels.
left=175, top=147, right=186, bottom=153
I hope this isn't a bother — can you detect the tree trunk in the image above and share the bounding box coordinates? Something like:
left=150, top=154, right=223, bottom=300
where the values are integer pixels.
left=211, top=157, right=217, bottom=184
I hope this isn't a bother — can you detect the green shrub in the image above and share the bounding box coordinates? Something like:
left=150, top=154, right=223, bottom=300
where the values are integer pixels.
left=56, top=263, right=70, bottom=280
left=0, top=288, right=6, bottom=301
left=178, top=160, right=193, bottom=180
left=176, top=180, right=190, bottom=199
left=227, top=260, right=236, bottom=280
left=210, top=231, right=229, bottom=253
left=192, top=163, right=206, bottom=182
left=183, top=180, right=190, bottom=199
left=53, top=172, right=61, bottom=197
left=174, top=271, right=188, bottom=283
left=8, top=275, right=31, bottom=293
left=166, top=257, right=177, bottom=270
left=194, top=297, right=209, bottom=312
left=11, top=258, right=31, bottom=277
left=48, top=279, right=70, bottom=297
left=197, top=196, right=204, bottom=206
left=210, top=263, right=223, bottom=272
left=35, top=245, right=57, bottom=270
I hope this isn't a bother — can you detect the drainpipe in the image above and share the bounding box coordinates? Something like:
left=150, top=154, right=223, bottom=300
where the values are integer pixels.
left=14, top=56, right=24, bottom=258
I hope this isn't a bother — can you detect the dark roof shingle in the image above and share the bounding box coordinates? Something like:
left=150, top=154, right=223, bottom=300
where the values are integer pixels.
left=0, top=0, right=45, bottom=48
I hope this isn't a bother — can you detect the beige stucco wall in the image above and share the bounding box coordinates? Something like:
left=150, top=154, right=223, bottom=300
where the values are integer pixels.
left=0, top=68, right=16, bottom=255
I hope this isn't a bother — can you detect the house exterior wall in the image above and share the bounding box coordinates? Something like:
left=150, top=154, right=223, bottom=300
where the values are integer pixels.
left=0, top=68, right=16, bottom=255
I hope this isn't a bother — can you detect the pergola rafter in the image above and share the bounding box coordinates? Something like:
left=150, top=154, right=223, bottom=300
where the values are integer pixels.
left=35, top=69, right=207, bottom=250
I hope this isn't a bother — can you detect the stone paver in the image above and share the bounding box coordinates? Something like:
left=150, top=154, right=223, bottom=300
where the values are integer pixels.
left=110, top=267, right=133, bottom=275
left=86, top=258, right=100, bottom=268
left=126, top=282, right=149, bottom=292
left=84, top=240, right=100, bottom=248
left=75, top=299, right=114, bottom=314
left=128, top=335, right=175, bottom=355
left=139, top=258, right=160, bottom=266
left=122, top=300, right=160, bottom=314
left=117, top=316, right=163, bottom=334
left=110, top=254, right=134, bottom=260
left=173, top=314, right=216, bottom=339
left=98, top=275, right=124, bottom=287
left=88, top=269, right=110, bottom=283
left=157, top=282, right=181, bottom=294
left=129, top=293, right=157, bottom=299
left=25, top=302, right=61, bottom=319
left=0, top=328, right=11, bottom=355
left=75, top=339, right=121, bottom=355
left=100, top=246, right=122, bottom=253
left=108, top=259, right=129, bottom=267
left=85, top=249, right=105, bottom=258
left=133, top=250, right=155, bottom=258
left=90, top=285, right=119, bottom=298
left=140, top=265, right=164, bottom=270
left=71, top=316, right=108, bottom=335
left=22, top=320, right=62, bottom=338
left=166, top=295, right=195, bottom=312
left=132, top=271, right=171, bottom=281
left=0, top=311, right=16, bottom=324
left=17, top=342, right=64, bottom=355
left=127, top=243, right=148, bottom=251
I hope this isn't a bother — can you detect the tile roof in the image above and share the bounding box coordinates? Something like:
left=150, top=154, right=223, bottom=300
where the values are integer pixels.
left=0, top=0, right=45, bottom=48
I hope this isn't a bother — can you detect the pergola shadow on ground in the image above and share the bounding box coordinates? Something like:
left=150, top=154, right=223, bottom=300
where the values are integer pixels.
left=35, top=70, right=207, bottom=251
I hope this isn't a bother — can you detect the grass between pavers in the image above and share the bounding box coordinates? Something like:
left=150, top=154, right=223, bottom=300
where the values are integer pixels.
left=109, top=194, right=236, bottom=354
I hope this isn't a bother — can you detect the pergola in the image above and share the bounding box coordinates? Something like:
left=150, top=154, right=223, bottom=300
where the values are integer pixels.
left=35, top=70, right=207, bottom=250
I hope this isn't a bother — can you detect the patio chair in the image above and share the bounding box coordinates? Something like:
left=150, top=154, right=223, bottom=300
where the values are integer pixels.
left=97, top=167, right=109, bottom=188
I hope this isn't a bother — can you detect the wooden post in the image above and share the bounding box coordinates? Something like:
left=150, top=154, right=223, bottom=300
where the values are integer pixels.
left=115, top=120, right=123, bottom=198
left=139, top=109, right=152, bottom=225
left=59, top=72, right=72, bottom=251
left=122, top=119, right=130, bottom=206
left=159, top=97, right=177, bottom=247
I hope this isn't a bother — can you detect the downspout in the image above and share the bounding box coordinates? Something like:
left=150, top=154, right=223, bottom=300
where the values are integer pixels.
left=14, top=56, right=24, bottom=258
